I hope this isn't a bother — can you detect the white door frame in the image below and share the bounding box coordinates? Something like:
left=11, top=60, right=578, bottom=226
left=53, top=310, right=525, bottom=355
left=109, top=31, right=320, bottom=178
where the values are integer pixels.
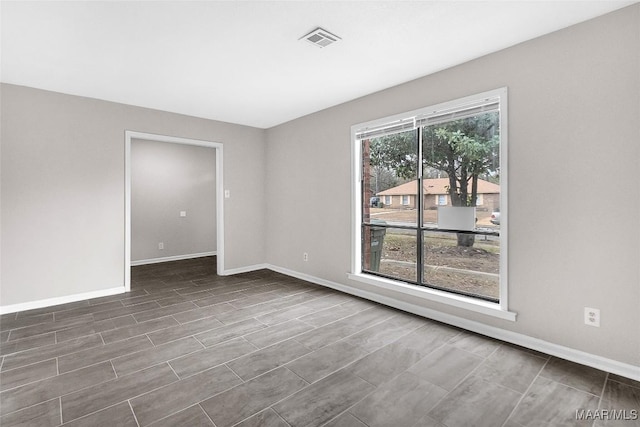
left=124, top=131, right=224, bottom=291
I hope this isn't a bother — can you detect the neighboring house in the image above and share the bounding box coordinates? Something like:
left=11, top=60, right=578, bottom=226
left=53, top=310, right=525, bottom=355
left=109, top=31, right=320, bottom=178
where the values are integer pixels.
left=377, top=178, right=500, bottom=211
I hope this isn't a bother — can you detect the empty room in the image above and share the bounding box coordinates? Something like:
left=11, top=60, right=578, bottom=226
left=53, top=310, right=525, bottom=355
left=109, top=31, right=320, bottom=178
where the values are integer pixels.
left=1, top=1, right=639, bottom=426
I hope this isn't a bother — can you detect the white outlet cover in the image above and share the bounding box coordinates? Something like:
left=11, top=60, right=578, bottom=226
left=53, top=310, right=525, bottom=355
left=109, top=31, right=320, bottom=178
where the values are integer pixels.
left=224, top=190, right=230, bottom=198
left=584, top=307, right=600, bottom=327
left=180, top=211, right=187, bottom=217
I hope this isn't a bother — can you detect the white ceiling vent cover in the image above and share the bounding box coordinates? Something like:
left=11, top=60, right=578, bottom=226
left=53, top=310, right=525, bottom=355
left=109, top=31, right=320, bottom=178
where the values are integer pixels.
left=301, top=27, right=341, bottom=48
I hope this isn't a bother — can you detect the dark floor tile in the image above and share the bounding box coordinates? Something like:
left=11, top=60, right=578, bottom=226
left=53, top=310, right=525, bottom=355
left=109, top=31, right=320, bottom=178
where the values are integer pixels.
left=473, top=344, right=547, bottom=393
left=234, top=408, right=289, bottom=427
left=0, top=398, right=60, bottom=427
left=347, top=322, right=457, bottom=386
left=15, top=300, right=88, bottom=318
left=87, top=289, right=148, bottom=305
left=255, top=293, right=348, bottom=326
left=53, top=301, right=125, bottom=321
left=61, top=402, right=138, bottom=427
left=147, top=404, right=214, bottom=427
left=603, top=379, right=640, bottom=412
left=8, top=314, right=94, bottom=341
left=1, top=334, right=103, bottom=372
left=172, top=302, right=237, bottom=324
left=132, top=301, right=199, bottom=323
left=119, top=290, right=179, bottom=307
left=227, top=338, right=310, bottom=381
left=101, top=316, right=179, bottom=344
left=130, top=364, right=242, bottom=426
left=294, top=307, right=395, bottom=351
left=56, top=316, right=137, bottom=343
left=57, top=335, right=153, bottom=373
left=0, top=331, right=9, bottom=343
left=61, top=363, right=178, bottom=422
left=214, top=291, right=325, bottom=325
left=200, top=367, right=307, bottom=427
left=91, top=301, right=161, bottom=321
left=350, top=372, right=447, bottom=427
left=608, top=374, right=640, bottom=389
left=540, top=357, right=608, bottom=395
left=0, top=359, right=58, bottom=392
left=155, top=290, right=212, bottom=307
left=429, top=375, right=522, bottom=427
left=112, top=336, right=204, bottom=376
left=229, top=288, right=292, bottom=309
left=194, top=318, right=266, bottom=348
left=297, top=299, right=374, bottom=328
left=0, top=361, right=115, bottom=415
left=324, top=413, right=368, bottom=427
left=146, top=315, right=224, bottom=346
left=0, top=332, right=56, bottom=357
left=243, top=319, right=314, bottom=348
left=508, top=376, right=600, bottom=427
left=341, top=313, right=426, bottom=353
left=170, top=337, right=258, bottom=379
left=273, top=370, right=375, bottom=427
left=286, top=340, right=369, bottom=384
left=447, top=331, right=500, bottom=357
left=191, top=291, right=249, bottom=308
left=407, top=344, right=484, bottom=391
left=0, top=313, right=54, bottom=332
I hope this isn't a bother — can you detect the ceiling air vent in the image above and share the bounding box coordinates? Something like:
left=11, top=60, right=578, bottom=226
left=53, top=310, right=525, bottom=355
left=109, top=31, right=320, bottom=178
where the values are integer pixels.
left=301, top=27, right=341, bottom=48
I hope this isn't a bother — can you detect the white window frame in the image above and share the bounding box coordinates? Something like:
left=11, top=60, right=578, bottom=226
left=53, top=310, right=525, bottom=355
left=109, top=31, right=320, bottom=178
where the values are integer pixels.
left=437, top=194, right=447, bottom=206
left=401, top=195, right=410, bottom=206
left=384, top=195, right=392, bottom=206
left=349, top=87, right=514, bottom=321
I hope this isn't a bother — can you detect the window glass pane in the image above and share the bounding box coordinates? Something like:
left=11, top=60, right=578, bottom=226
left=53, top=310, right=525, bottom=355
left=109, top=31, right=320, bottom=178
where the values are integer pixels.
left=362, top=225, right=417, bottom=283
left=361, top=129, right=418, bottom=227
left=422, top=230, right=499, bottom=301
left=421, top=111, right=500, bottom=226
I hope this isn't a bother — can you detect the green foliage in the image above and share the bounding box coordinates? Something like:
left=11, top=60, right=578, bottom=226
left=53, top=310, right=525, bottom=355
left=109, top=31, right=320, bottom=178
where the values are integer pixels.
left=368, top=112, right=499, bottom=208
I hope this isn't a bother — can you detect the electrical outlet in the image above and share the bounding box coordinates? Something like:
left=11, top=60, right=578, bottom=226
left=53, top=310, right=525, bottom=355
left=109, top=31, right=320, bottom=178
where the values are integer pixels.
left=584, top=307, right=600, bottom=327
left=303, top=252, right=309, bottom=262
left=180, top=211, right=187, bottom=217
left=158, top=242, right=164, bottom=250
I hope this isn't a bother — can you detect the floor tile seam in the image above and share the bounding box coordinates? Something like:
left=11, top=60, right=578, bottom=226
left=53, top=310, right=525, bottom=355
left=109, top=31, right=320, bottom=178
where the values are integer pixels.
left=536, top=371, right=607, bottom=398
left=447, top=338, right=497, bottom=361
left=57, top=336, right=154, bottom=374
left=129, top=400, right=142, bottom=427
left=499, top=357, right=549, bottom=426
left=239, top=322, right=318, bottom=349
left=0, top=363, right=59, bottom=393
left=606, top=376, right=640, bottom=391
left=100, top=316, right=186, bottom=345
left=0, top=331, right=59, bottom=357
left=596, top=373, right=610, bottom=412
left=0, top=396, right=61, bottom=422
left=131, top=303, right=201, bottom=323
left=1, top=364, right=120, bottom=418
left=0, top=354, right=63, bottom=375
left=0, top=318, right=55, bottom=334
left=334, top=315, right=429, bottom=354
left=170, top=339, right=266, bottom=381
left=60, top=368, right=182, bottom=424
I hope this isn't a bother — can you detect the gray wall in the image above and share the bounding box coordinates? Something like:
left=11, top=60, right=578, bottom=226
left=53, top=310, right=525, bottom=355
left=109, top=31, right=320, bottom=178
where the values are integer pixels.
left=265, top=5, right=640, bottom=366
left=131, top=139, right=216, bottom=262
left=1, top=84, right=266, bottom=305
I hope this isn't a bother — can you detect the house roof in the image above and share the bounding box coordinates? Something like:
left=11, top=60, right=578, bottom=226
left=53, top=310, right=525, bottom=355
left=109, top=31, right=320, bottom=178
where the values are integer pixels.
left=377, top=178, right=500, bottom=196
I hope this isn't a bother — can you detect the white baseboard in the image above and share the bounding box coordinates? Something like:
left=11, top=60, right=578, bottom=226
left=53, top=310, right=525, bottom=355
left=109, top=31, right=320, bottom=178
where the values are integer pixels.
left=266, top=264, right=640, bottom=382
left=131, top=251, right=217, bottom=266
left=0, top=287, right=124, bottom=315
left=219, top=263, right=269, bottom=276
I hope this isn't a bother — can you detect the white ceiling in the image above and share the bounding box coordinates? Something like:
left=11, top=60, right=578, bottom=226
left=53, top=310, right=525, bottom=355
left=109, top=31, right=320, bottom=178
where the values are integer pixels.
left=1, top=1, right=635, bottom=128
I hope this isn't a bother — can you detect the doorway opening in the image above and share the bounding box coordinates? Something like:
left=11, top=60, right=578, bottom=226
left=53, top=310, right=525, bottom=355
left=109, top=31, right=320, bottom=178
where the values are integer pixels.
left=124, top=131, right=224, bottom=291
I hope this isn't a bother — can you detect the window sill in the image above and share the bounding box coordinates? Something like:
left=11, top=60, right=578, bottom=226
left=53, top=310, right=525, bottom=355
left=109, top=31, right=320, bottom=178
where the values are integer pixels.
left=347, top=272, right=517, bottom=322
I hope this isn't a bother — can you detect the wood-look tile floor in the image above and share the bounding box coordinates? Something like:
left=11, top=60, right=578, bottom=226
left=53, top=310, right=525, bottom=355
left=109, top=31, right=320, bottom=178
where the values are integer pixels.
left=1, top=257, right=639, bottom=427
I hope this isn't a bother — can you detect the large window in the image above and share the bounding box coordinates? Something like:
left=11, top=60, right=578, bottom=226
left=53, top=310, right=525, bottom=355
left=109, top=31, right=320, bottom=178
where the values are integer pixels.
left=354, top=88, right=507, bottom=308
